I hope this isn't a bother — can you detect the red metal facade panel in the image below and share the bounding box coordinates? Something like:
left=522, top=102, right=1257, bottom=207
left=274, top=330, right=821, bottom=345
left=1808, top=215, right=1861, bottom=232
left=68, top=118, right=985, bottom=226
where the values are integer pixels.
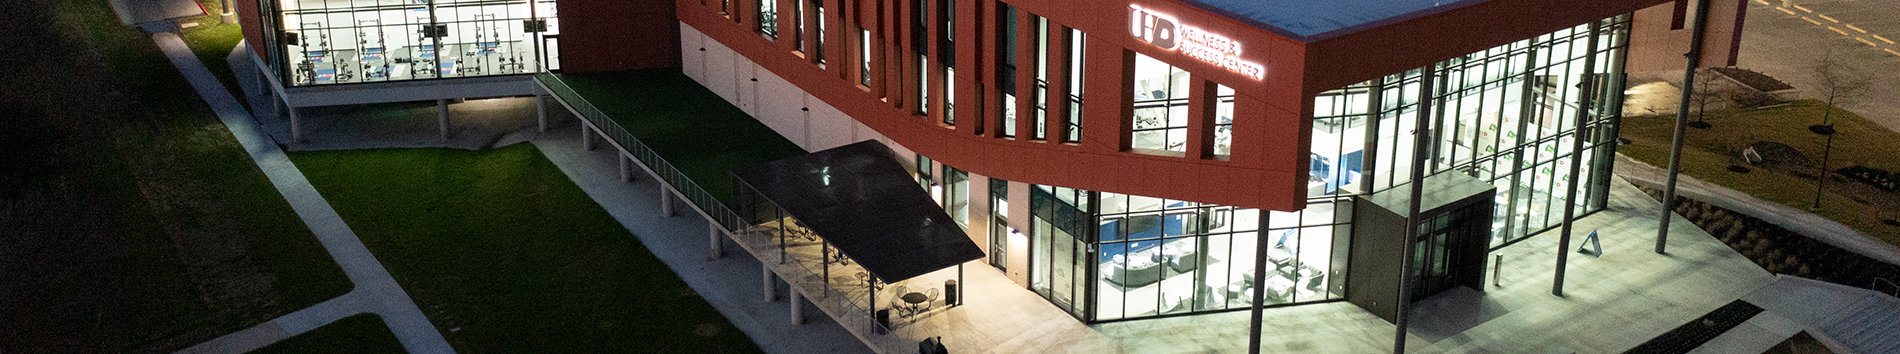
left=1626, top=0, right=1747, bottom=73
left=560, top=0, right=682, bottom=72
left=676, top=0, right=1308, bottom=210
left=238, top=0, right=267, bottom=58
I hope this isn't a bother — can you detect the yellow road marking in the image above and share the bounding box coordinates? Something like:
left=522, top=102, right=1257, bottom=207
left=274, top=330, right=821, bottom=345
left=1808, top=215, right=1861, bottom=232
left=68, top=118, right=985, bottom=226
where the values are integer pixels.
left=1875, top=34, right=1896, bottom=44
left=1754, top=0, right=1769, bottom=5
left=1804, top=17, right=1825, bottom=26
left=1858, top=37, right=1879, bottom=46
left=1887, top=48, right=1900, bottom=57
left=1846, top=24, right=1868, bottom=33
left=1779, top=7, right=1798, bottom=15
left=1795, top=4, right=1813, bottom=12
left=1818, top=14, right=1840, bottom=23
left=1831, top=27, right=1850, bottom=36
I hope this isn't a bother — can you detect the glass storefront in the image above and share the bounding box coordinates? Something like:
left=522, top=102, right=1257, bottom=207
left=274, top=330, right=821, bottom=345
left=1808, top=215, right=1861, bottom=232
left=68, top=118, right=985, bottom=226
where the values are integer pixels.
left=265, top=0, right=559, bottom=86
left=1012, top=15, right=1629, bottom=323
left=1308, top=16, right=1629, bottom=248
left=1014, top=183, right=1350, bottom=323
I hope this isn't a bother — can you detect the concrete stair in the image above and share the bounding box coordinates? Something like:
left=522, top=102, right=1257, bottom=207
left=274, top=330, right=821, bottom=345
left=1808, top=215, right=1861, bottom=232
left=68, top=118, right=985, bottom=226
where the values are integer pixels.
left=1816, top=288, right=1900, bottom=354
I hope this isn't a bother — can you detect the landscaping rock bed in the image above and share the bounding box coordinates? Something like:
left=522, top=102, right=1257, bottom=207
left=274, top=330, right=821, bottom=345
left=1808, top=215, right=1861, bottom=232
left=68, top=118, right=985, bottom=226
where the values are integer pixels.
left=1638, top=186, right=1900, bottom=288
left=1623, top=300, right=1763, bottom=354
left=1710, top=67, right=1795, bottom=91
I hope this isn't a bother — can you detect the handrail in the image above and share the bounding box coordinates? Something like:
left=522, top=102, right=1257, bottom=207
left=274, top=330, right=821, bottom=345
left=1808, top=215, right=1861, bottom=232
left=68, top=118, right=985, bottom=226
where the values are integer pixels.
left=1874, top=278, right=1899, bottom=298
left=532, top=72, right=749, bottom=234
left=534, top=72, right=930, bottom=352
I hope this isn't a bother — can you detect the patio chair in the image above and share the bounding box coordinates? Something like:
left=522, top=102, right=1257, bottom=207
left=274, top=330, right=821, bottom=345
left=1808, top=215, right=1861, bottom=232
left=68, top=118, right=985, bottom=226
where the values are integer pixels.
left=890, top=285, right=911, bottom=316
left=922, top=288, right=940, bottom=312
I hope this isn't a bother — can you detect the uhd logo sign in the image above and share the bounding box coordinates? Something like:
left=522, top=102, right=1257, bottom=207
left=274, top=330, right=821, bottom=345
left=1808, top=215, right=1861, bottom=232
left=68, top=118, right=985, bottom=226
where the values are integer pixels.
left=1129, top=5, right=1265, bottom=80
left=1130, top=5, right=1180, bottom=49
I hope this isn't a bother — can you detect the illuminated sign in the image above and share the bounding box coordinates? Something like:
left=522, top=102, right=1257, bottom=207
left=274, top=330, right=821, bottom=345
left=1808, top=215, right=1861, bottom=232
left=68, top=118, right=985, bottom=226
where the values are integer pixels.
left=1129, top=5, right=1265, bottom=80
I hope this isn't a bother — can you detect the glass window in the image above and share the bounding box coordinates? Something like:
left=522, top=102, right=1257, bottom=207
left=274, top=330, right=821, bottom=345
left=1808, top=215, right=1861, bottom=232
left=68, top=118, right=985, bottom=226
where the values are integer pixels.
left=997, top=4, right=1018, bottom=138
left=990, top=178, right=1009, bottom=270
left=860, top=28, right=872, bottom=86
left=1065, top=28, right=1085, bottom=143
left=1131, top=53, right=1189, bottom=154
left=945, top=166, right=969, bottom=228
left=758, top=0, right=777, bottom=38
left=1090, top=192, right=1342, bottom=321
left=275, top=0, right=556, bottom=86
left=1031, top=16, right=1050, bottom=140
left=1215, top=85, right=1235, bottom=157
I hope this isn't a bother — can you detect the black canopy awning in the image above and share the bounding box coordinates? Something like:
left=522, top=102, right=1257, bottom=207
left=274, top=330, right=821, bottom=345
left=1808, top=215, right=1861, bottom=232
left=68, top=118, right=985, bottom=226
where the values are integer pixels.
left=732, top=140, right=985, bottom=283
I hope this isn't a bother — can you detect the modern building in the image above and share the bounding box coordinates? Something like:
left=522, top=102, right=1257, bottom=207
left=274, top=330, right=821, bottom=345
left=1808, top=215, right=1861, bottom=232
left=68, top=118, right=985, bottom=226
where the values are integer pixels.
left=232, top=0, right=1749, bottom=340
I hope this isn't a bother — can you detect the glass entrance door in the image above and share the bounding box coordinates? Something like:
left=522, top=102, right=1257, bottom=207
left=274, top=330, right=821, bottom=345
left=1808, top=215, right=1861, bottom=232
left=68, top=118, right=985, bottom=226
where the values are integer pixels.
left=1411, top=205, right=1478, bottom=301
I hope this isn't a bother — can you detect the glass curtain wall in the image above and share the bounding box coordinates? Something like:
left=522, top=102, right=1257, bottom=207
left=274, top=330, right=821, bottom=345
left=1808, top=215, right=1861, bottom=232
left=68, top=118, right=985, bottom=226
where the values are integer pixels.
left=1010, top=183, right=1350, bottom=322
left=1320, top=16, right=1630, bottom=247
left=274, top=0, right=557, bottom=86
left=1029, top=185, right=1091, bottom=319
left=1092, top=193, right=1345, bottom=322
left=1130, top=53, right=1189, bottom=154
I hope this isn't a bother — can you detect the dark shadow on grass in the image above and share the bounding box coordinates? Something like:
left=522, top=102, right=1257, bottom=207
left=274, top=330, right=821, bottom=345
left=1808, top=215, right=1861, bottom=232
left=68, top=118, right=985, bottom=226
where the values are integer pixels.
left=557, top=70, right=809, bottom=204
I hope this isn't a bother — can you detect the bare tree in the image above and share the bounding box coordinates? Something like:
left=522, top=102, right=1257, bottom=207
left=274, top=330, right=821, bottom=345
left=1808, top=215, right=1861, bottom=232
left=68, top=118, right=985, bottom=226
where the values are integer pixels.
left=1806, top=52, right=1871, bottom=210
left=1687, top=67, right=1726, bottom=128
left=1809, top=53, right=1871, bottom=125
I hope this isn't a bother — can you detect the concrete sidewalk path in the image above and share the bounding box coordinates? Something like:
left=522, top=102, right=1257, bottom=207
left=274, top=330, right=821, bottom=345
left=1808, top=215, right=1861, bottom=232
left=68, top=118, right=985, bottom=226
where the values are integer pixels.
left=1693, top=275, right=1900, bottom=354
left=151, top=30, right=455, bottom=354
left=108, top=0, right=205, bottom=26
left=1613, top=153, right=1900, bottom=266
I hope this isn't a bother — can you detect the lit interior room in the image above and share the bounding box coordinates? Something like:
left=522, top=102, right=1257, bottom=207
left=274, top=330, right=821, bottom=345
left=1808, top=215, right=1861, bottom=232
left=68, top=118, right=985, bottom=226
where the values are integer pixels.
left=276, top=0, right=559, bottom=86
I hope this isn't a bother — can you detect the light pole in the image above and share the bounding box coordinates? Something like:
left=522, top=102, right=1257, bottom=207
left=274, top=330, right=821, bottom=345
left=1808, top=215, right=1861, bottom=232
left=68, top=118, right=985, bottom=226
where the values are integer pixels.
left=220, top=0, right=236, bottom=24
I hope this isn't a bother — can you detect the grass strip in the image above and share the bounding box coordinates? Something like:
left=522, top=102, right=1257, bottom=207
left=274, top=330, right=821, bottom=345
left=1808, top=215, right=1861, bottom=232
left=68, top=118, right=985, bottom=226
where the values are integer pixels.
left=290, top=144, right=763, bottom=353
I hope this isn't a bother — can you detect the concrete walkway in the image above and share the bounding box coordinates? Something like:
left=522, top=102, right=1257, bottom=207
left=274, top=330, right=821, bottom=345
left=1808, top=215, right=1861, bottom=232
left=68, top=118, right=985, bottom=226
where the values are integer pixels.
left=1614, top=153, right=1900, bottom=266
left=1693, top=275, right=1900, bottom=354
left=107, top=0, right=204, bottom=26
left=150, top=30, right=454, bottom=354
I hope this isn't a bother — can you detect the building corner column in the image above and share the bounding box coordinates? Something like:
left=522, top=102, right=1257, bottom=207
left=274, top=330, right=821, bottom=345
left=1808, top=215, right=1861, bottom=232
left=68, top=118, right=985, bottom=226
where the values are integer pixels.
left=762, top=264, right=776, bottom=302
left=581, top=123, right=595, bottom=150
left=659, top=185, right=675, bottom=217
left=288, top=105, right=303, bottom=143
left=620, top=154, right=634, bottom=182
left=536, top=94, right=548, bottom=132
left=709, top=223, right=724, bottom=260
left=789, top=287, right=805, bottom=325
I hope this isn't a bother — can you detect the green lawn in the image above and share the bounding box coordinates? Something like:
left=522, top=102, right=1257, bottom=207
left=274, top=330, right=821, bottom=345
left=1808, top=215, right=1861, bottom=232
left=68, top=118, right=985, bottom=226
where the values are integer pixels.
left=178, top=0, right=250, bottom=103
left=1620, top=99, right=1900, bottom=247
left=289, top=144, right=762, bottom=353
left=0, top=0, right=350, bottom=351
left=251, top=314, right=406, bottom=354
left=558, top=70, right=808, bottom=203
